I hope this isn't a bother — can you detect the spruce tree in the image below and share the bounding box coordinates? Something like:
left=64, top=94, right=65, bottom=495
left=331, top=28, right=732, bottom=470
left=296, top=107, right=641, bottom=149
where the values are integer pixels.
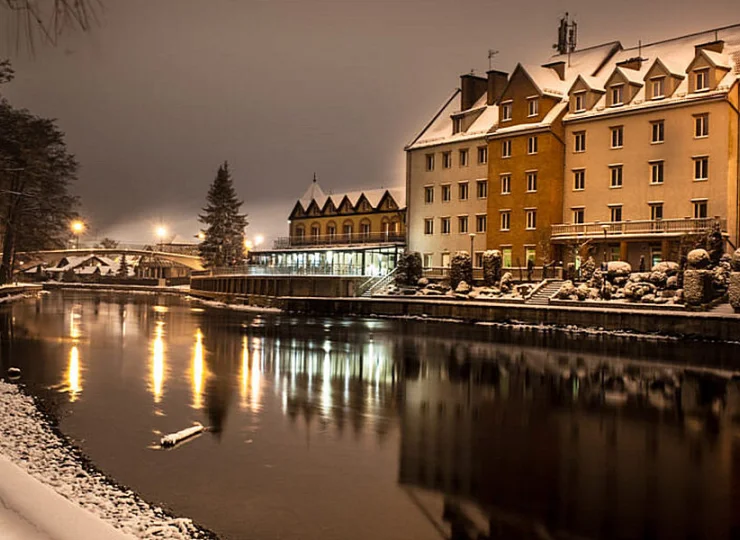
left=198, top=162, right=248, bottom=268
left=117, top=254, right=129, bottom=277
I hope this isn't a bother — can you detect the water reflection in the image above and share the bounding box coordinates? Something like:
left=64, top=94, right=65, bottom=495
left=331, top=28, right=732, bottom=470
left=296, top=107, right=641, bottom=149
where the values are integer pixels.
left=150, top=321, right=165, bottom=403
left=191, top=329, right=206, bottom=410
left=66, top=345, right=81, bottom=401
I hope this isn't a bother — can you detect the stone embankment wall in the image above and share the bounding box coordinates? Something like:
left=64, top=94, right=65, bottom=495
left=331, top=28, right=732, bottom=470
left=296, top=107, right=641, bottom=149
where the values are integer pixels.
left=190, top=275, right=366, bottom=298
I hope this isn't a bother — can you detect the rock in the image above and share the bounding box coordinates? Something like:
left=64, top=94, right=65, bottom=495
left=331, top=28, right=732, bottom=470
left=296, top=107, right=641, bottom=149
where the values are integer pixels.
left=641, top=294, right=656, bottom=303
left=624, top=281, right=656, bottom=301
left=555, top=280, right=576, bottom=300
left=684, top=269, right=713, bottom=306
left=7, top=366, right=20, bottom=379
left=730, top=273, right=740, bottom=312
left=651, top=261, right=679, bottom=276
left=687, top=249, right=710, bottom=269
left=712, top=265, right=730, bottom=292
left=628, top=272, right=647, bottom=283
left=606, top=261, right=632, bottom=278
left=648, top=271, right=668, bottom=286
left=732, top=249, right=740, bottom=272
left=455, top=281, right=471, bottom=294
left=613, top=276, right=627, bottom=287
left=719, top=254, right=732, bottom=271
left=654, top=296, right=669, bottom=304
left=588, top=287, right=600, bottom=300
left=420, top=288, right=442, bottom=296
left=674, top=289, right=684, bottom=304
left=416, top=277, right=429, bottom=287
left=515, top=284, right=533, bottom=297
left=499, top=272, right=513, bottom=293
left=575, top=283, right=590, bottom=301
left=426, top=283, right=448, bottom=292
left=665, top=276, right=678, bottom=290
left=588, top=268, right=604, bottom=289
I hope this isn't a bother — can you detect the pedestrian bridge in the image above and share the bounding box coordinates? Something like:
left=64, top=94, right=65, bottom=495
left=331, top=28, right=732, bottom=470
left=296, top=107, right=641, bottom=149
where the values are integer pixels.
left=18, top=248, right=205, bottom=271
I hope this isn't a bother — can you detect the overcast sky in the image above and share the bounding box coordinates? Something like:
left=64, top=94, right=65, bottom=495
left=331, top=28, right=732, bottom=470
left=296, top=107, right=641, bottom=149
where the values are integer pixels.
left=2, top=0, right=737, bottom=244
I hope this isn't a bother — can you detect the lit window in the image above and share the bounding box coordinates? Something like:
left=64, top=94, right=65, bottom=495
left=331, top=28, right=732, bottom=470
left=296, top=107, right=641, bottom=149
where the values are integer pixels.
left=650, top=203, right=663, bottom=221
left=573, top=169, right=585, bottom=191
left=610, top=126, right=623, bottom=149
left=527, top=98, right=539, bottom=117
left=525, top=209, right=537, bottom=230
left=459, top=148, right=469, bottom=167
left=424, top=219, right=433, bottom=235
left=502, top=140, right=512, bottom=158
left=424, top=186, right=434, bottom=204
left=477, top=146, right=488, bottom=164
left=610, top=205, right=623, bottom=222
left=441, top=217, right=451, bottom=235
left=458, top=182, right=469, bottom=200
left=694, top=157, right=709, bottom=181
left=574, top=131, right=586, bottom=152
left=651, top=77, right=665, bottom=99
left=610, top=84, right=624, bottom=106
left=500, top=211, right=511, bottom=231
left=476, top=214, right=487, bottom=233
left=650, top=161, right=664, bottom=184
left=501, top=102, right=512, bottom=121
left=526, top=171, right=538, bottom=192
left=695, top=69, right=709, bottom=91
left=442, top=152, right=452, bottom=169
left=527, top=136, right=538, bottom=155
left=425, top=154, right=434, bottom=171
left=693, top=200, right=708, bottom=218
left=441, top=184, right=451, bottom=202
left=651, top=120, right=665, bottom=143
left=694, top=113, right=709, bottom=138
left=476, top=180, right=488, bottom=199
left=610, top=165, right=623, bottom=188
left=500, top=175, right=511, bottom=195
left=458, top=216, right=468, bottom=234
left=573, top=208, right=585, bottom=224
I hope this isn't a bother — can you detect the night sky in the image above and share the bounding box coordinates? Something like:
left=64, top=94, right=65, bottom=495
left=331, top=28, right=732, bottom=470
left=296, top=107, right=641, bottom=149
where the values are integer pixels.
left=1, top=0, right=736, bottom=244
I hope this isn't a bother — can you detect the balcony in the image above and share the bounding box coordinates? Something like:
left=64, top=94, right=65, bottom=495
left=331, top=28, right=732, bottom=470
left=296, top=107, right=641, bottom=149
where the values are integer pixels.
left=273, top=232, right=405, bottom=249
left=551, top=217, right=726, bottom=241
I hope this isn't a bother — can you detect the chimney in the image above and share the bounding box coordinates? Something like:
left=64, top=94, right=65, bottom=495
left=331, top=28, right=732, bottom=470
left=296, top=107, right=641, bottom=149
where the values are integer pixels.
left=695, top=40, right=725, bottom=54
left=486, top=70, right=508, bottom=105
left=543, top=61, right=565, bottom=80
left=460, top=73, right=488, bottom=110
left=617, top=57, right=644, bottom=70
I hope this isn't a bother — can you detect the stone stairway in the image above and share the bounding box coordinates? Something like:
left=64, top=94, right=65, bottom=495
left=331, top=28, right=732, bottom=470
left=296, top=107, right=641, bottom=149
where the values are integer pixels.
left=526, top=279, right=564, bottom=306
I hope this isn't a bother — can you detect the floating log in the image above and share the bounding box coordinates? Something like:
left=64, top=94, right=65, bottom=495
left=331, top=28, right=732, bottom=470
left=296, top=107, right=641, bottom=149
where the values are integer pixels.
left=160, top=423, right=205, bottom=448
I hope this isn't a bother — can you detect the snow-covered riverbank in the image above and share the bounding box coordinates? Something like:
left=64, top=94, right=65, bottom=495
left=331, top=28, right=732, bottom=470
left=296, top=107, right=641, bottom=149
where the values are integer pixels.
left=0, top=381, right=215, bottom=539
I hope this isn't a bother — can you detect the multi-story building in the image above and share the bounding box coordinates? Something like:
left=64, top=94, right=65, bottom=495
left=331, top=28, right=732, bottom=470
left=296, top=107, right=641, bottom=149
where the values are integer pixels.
left=555, top=26, right=740, bottom=268
left=252, top=178, right=406, bottom=276
left=405, top=72, right=506, bottom=268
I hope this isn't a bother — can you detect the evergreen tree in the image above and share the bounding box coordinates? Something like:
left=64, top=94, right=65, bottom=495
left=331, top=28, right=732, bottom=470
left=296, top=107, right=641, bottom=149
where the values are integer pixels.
left=198, top=162, right=248, bottom=267
left=117, top=254, right=129, bottom=277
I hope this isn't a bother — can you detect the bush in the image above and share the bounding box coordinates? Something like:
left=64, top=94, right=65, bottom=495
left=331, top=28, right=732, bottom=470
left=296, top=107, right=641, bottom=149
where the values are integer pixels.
left=395, top=251, right=422, bottom=286
left=580, top=256, right=596, bottom=282
left=450, top=252, right=472, bottom=290
left=482, top=250, right=502, bottom=287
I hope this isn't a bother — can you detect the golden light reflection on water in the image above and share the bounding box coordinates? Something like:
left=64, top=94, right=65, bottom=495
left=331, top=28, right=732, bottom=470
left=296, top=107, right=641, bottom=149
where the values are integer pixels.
left=151, top=321, right=165, bottom=403
left=191, top=329, right=205, bottom=409
left=240, top=337, right=249, bottom=410
left=67, top=345, right=81, bottom=401
left=239, top=337, right=263, bottom=411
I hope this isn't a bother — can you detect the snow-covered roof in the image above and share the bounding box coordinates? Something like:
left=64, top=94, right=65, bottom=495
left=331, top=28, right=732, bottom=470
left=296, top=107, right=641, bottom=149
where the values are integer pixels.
left=292, top=180, right=406, bottom=218
left=299, top=180, right=327, bottom=209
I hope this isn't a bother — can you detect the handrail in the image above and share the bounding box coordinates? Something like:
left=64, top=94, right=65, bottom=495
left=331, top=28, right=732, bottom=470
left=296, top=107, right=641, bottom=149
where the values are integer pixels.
left=551, top=217, right=725, bottom=239
left=273, top=232, right=405, bottom=249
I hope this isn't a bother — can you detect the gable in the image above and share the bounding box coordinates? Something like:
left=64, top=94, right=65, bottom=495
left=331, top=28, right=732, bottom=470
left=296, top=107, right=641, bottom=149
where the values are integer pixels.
left=289, top=202, right=306, bottom=220
left=306, top=200, right=321, bottom=216
left=322, top=197, right=337, bottom=215
left=499, top=65, right=540, bottom=103
left=338, top=197, right=354, bottom=214
left=355, top=194, right=373, bottom=213
left=377, top=191, right=398, bottom=211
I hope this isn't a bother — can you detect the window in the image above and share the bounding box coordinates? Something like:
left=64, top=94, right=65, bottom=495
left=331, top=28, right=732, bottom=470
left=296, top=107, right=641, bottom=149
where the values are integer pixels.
left=610, top=84, right=624, bottom=106
left=441, top=184, right=451, bottom=202
left=459, top=148, right=469, bottom=167
left=425, top=154, right=434, bottom=171
left=474, top=252, right=484, bottom=268
left=525, top=247, right=536, bottom=264
left=695, top=69, right=709, bottom=91
left=574, top=92, right=586, bottom=112
left=424, top=219, right=433, bottom=235
left=573, top=208, right=585, bottom=224
left=650, top=77, right=665, bottom=99
left=441, top=217, right=451, bottom=235
left=651, top=120, right=665, bottom=143
left=295, top=226, right=305, bottom=238
left=694, top=156, right=708, bottom=181
left=502, top=248, right=512, bottom=267
left=424, top=186, right=434, bottom=204
left=573, top=169, right=585, bottom=190
left=574, top=131, right=586, bottom=152
left=502, top=140, right=512, bottom=158
left=525, top=209, right=537, bottom=230
left=610, top=126, right=623, bottom=148
left=458, top=182, right=469, bottom=200
left=458, top=216, right=468, bottom=234
left=343, top=223, right=353, bottom=236
left=311, top=225, right=320, bottom=238
left=526, top=171, right=538, bottom=192
left=423, top=253, right=433, bottom=268
left=527, top=136, right=538, bottom=155
left=650, top=203, right=663, bottom=221
left=327, top=224, right=336, bottom=239
left=360, top=222, right=371, bottom=237
left=441, top=253, right=450, bottom=267
left=500, top=211, right=511, bottom=231
left=442, top=152, right=452, bottom=169
left=501, top=174, right=511, bottom=195
left=610, top=205, right=623, bottom=222
left=694, top=113, right=709, bottom=138
left=476, top=180, right=488, bottom=199
left=693, top=200, right=708, bottom=219
left=501, top=102, right=512, bottom=121
left=527, top=98, right=539, bottom=117
left=452, top=117, right=462, bottom=134
left=610, top=165, right=623, bottom=188
left=477, top=146, right=488, bottom=164
left=650, top=161, right=664, bottom=184
left=476, top=214, right=487, bottom=233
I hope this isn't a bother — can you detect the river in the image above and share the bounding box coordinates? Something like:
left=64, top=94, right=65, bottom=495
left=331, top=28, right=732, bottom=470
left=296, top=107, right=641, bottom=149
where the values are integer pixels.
left=1, top=290, right=740, bottom=540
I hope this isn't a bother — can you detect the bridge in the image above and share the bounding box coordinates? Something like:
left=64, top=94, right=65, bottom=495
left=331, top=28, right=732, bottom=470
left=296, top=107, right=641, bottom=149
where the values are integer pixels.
left=17, top=248, right=205, bottom=271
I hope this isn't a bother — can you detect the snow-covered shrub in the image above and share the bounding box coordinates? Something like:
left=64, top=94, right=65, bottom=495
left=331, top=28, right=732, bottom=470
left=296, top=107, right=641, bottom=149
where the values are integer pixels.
left=516, top=283, right=533, bottom=297
left=575, top=283, right=590, bottom=301
left=555, top=280, right=576, bottom=299
left=450, top=252, right=472, bottom=290
left=706, top=221, right=724, bottom=266
left=730, top=273, right=740, bottom=312
left=687, top=249, right=710, bottom=269
left=482, top=250, right=502, bottom=287
left=455, top=280, right=471, bottom=294
left=732, top=249, right=740, bottom=272
left=417, top=277, right=429, bottom=287
left=624, top=281, right=656, bottom=301
left=712, top=265, right=730, bottom=294
left=606, top=261, right=632, bottom=279
left=684, top=269, right=712, bottom=306
left=648, top=271, right=668, bottom=286
left=651, top=261, right=679, bottom=276
left=629, top=272, right=649, bottom=283
left=499, top=272, right=513, bottom=293
left=665, top=276, right=678, bottom=290
left=580, top=256, right=596, bottom=282
left=588, top=268, right=604, bottom=290
left=395, top=252, right=422, bottom=286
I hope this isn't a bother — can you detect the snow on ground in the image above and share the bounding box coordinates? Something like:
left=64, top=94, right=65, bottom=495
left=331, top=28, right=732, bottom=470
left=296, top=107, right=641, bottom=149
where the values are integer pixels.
left=0, top=381, right=214, bottom=539
left=187, top=296, right=281, bottom=314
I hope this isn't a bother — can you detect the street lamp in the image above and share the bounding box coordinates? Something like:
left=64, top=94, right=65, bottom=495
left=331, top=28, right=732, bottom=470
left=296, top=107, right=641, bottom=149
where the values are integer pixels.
left=601, top=223, right=609, bottom=269
left=469, top=232, right=476, bottom=261
left=254, top=234, right=264, bottom=248
left=155, top=226, right=167, bottom=251
left=70, top=220, right=85, bottom=249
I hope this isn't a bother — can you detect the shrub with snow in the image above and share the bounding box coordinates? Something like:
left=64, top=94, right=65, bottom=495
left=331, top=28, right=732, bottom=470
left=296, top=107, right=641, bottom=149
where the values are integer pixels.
left=588, top=269, right=604, bottom=290
left=482, top=250, right=502, bottom=287
left=687, top=249, right=710, bottom=269
left=417, top=277, right=429, bottom=287
left=732, top=249, right=740, bottom=272
left=651, top=261, right=679, bottom=276
left=648, top=271, right=668, bottom=286
left=606, top=261, right=632, bottom=279
left=555, top=281, right=576, bottom=300
left=624, top=281, right=656, bottom=301
left=730, top=273, right=740, bottom=312
left=499, top=272, right=513, bottom=293
left=450, top=252, right=472, bottom=290
left=580, top=256, right=596, bottom=282
left=455, top=280, right=471, bottom=294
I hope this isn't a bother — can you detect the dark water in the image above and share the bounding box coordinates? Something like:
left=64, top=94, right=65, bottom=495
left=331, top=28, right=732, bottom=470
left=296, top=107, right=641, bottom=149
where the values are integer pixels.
left=2, top=291, right=740, bottom=540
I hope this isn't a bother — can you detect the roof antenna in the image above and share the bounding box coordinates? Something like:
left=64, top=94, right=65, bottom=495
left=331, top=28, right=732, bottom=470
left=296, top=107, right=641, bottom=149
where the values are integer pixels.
left=488, top=49, right=499, bottom=70
left=313, top=172, right=317, bottom=183
left=638, top=39, right=642, bottom=58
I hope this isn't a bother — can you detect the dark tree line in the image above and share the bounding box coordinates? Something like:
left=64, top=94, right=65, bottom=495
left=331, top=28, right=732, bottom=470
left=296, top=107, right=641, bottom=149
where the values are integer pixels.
left=0, top=63, right=78, bottom=283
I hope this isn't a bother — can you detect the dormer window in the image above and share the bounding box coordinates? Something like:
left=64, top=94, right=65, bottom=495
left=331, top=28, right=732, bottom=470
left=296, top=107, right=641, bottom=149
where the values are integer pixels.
left=609, top=84, right=624, bottom=107
left=452, top=117, right=462, bottom=134
left=573, top=92, right=586, bottom=113
left=527, top=98, right=539, bottom=117
left=695, top=69, right=709, bottom=92
left=501, top=101, right=512, bottom=121
left=650, top=77, right=665, bottom=99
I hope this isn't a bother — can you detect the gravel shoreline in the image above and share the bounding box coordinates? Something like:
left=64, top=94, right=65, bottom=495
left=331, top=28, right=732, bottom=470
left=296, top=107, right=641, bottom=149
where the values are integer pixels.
left=0, top=380, right=218, bottom=539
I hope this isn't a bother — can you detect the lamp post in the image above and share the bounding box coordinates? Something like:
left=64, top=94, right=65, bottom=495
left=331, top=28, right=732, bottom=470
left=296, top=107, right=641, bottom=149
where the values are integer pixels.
left=70, top=220, right=85, bottom=249
left=469, top=233, right=476, bottom=263
left=155, top=226, right=167, bottom=251
left=601, top=223, right=609, bottom=270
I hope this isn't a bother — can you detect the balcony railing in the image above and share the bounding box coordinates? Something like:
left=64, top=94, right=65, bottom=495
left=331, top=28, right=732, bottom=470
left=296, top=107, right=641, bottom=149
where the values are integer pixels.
left=273, top=232, right=405, bottom=249
left=551, top=217, right=725, bottom=240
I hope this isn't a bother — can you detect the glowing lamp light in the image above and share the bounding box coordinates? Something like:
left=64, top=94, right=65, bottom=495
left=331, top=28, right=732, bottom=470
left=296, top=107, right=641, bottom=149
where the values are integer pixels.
left=254, top=234, right=264, bottom=247
left=155, top=226, right=167, bottom=239
left=244, top=239, right=254, bottom=250
left=70, top=220, right=85, bottom=234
